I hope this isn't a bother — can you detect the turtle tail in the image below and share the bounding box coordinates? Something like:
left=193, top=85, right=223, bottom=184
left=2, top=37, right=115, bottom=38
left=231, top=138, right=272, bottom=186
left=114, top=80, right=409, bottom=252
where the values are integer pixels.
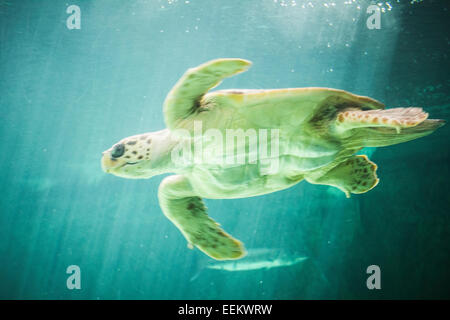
left=336, top=107, right=445, bottom=148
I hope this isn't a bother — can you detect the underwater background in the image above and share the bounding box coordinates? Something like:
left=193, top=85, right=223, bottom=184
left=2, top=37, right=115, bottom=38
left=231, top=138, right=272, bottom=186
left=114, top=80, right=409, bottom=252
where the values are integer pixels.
left=0, top=0, right=449, bottom=299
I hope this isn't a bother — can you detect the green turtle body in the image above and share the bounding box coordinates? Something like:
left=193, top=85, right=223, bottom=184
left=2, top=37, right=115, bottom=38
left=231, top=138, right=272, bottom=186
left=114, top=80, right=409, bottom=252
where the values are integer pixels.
left=101, top=59, right=444, bottom=260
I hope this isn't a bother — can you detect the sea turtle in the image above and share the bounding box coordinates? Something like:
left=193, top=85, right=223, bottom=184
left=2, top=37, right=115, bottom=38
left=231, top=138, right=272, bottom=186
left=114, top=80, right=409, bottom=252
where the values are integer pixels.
left=101, top=58, right=444, bottom=260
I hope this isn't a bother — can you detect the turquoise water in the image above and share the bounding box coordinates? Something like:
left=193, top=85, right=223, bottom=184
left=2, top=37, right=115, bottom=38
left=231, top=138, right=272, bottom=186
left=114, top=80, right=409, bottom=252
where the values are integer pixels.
left=0, top=0, right=449, bottom=299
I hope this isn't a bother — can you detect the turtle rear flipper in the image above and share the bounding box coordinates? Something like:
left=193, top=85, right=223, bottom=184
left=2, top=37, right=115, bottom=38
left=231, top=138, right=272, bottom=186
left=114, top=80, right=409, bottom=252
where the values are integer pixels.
left=158, top=175, right=246, bottom=260
left=335, top=107, right=445, bottom=148
left=335, top=107, right=428, bottom=133
left=306, top=155, right=379, bottom=198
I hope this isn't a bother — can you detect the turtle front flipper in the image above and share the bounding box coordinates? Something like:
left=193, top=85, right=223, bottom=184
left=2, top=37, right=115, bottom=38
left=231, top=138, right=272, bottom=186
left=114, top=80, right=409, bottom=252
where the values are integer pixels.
left=305, top=155, right=379, bottom=198
left=163, top=58, right=252, bottom=130
left=158, top=175, right=246, bottom=260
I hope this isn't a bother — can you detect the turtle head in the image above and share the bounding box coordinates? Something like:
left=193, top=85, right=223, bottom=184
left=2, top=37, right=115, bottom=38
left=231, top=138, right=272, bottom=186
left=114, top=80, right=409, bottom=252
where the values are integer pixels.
left=102, top=129, right=177, bottom=179
left=101, top=133, right=154, bottom=178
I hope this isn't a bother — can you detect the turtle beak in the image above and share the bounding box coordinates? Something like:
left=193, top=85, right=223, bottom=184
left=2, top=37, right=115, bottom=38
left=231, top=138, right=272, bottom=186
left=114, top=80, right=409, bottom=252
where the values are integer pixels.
left=101, top=151, right=126, bottom=173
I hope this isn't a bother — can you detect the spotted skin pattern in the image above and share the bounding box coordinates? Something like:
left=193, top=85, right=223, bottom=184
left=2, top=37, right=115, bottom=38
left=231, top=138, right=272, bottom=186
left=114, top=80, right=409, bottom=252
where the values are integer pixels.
left=313, top=155, right=379, bottom=198
left=101, top=134, right=153, bottom=177
left=336, top=107, right=428, bottom=133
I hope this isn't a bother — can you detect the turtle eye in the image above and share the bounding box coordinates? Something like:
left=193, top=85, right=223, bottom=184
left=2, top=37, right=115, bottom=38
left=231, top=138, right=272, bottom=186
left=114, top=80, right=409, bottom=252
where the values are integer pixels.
left=111, top=143, right=125, bottom=158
